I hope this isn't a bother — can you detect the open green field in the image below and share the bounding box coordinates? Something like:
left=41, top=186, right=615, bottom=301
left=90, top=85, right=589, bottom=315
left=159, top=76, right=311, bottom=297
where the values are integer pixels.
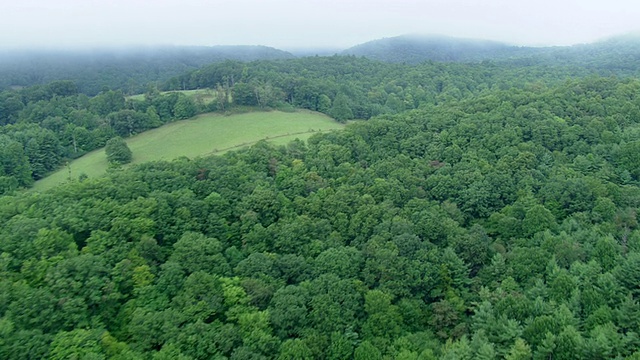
left=32, top=110, right=343, bottom=191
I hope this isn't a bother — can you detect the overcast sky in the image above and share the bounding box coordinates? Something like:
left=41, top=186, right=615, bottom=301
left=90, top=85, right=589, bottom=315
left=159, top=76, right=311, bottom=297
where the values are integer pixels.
left=2, top=0, right=640, bottom=50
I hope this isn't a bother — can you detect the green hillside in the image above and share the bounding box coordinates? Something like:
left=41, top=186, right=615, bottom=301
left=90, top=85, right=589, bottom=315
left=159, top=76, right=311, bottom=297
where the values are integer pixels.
left=32, top=110, right=342, bottom=191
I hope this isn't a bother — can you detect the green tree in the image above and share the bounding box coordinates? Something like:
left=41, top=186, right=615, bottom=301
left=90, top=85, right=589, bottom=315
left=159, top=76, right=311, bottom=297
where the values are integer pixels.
left=269, top=285, right=310, bottom=338
left=361, top=289, right=403, bottom=342
left=173, top=96, right=197, bottom=119
left=616, top=251, right=640, bottom=297
left=522, top=204, right=556, bottom=237
left=172, top=271, right=225, bottom=322
left=318, top=94, right=332, bottom=113
left=330, top=94, right=354, bottom=123
left=278, top=339, right=313, bottom=360
left=354, top=340, right=382, bottom=360
left=169, top=232, right=230, bottom=275
left=441, top=337, right=473, bottom=360
left=505, top=338, right=532, bottom=360
left=0, top=134, right=32, bottom=191
left=327, top=331, right=355, bottom=360
left=0, top=95, right=24, bottom=125
left=304, top=274, right=363, bottom=334
left=107, top=109, right=151, bottom=136
left=153, top=344, right=194, bottom=360
left=105, top=136, right=132, bottom=165
left=90, top=90, right=126, bottom=116
left=384, top=93, right=405, bottom=113
left=49, top=329, right=106, bottom=360
left=553, top=326, right=584, bottom=360
left=27, top=129, right=62, bottom=175
left=615, top=141, right=640, bottom=180
left=146, top=106, right=163, bottom=127
left=215, top=84, right=229, bottom=111
left=233, top=83, right=259, bottom=106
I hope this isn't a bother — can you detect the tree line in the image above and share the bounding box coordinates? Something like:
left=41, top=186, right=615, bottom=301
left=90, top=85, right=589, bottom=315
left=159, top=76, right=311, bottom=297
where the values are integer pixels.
left=163, top=56, right=600, bottom=122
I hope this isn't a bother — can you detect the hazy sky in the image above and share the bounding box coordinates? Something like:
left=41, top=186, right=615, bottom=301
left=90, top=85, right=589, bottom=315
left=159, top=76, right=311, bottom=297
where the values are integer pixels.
left=2, top=0, right=640, bottom=49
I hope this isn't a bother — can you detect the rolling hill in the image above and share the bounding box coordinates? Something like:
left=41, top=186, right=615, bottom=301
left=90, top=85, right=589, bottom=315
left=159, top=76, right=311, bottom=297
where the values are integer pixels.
left=341, top=34, right=526, bottom=63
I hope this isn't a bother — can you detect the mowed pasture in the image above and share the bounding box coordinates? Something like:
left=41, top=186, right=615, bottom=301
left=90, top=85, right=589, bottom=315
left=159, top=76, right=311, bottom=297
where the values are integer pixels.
left=32, top=110, right=343, bottom=191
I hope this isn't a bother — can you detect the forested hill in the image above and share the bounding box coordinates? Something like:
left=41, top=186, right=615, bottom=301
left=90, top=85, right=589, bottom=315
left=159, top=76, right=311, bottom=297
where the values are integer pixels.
left=0, top=45, right=294, bottom=96
left=1, top=75, right=640, bottom=358
left=4, top=34, right=640, bottom=97
left=2, top=55, right=589, bottom=195
left=524, top=35, right=640, bottom=72
left=0, top=52, right=626, bottom=194
left=342, top=33, right=640, bottom=72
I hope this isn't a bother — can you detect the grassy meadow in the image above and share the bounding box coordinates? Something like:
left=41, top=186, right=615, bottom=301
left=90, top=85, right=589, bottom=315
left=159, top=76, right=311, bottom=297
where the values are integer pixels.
left=32, top=110, right=343, bottom=191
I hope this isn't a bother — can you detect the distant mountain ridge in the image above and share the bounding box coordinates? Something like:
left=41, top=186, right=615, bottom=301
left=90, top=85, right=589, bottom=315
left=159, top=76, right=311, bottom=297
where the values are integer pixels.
left=4, top=33, right=640, bottom=96
left=341, top=34, right=527, bottom=63
left=341, top=33, right=640, bottom=68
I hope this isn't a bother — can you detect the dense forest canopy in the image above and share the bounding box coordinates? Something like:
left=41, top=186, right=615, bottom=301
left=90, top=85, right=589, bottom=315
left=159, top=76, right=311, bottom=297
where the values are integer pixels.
left=1, top=35, right=640, bottom=359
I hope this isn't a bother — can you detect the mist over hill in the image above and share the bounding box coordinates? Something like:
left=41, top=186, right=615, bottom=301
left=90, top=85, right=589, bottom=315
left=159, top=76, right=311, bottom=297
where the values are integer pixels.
left=3, top=32, right=640, bottom=97
left=342, top=34, right=526, bottom=63
left=341, top=33, right=640, bottom=70
left=0, top=45, right=294, bottom=95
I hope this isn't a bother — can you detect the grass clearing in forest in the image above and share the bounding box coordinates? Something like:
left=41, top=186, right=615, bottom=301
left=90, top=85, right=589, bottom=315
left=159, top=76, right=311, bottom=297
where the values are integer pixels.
left=32, top=110, right=343, bottom=191
left=128, top=89, right=218, bottom=104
